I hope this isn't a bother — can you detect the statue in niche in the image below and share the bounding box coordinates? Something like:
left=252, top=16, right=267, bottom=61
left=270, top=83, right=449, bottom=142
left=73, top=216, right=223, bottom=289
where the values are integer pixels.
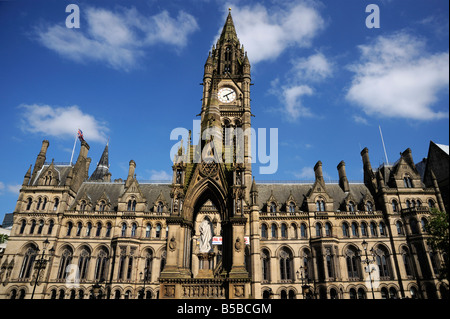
left=199, top=218, right=213, bottom=253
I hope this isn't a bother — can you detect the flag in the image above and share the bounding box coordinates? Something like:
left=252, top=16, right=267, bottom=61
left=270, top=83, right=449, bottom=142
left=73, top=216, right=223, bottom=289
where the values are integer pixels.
left=77, top=129, right=84, bottom=142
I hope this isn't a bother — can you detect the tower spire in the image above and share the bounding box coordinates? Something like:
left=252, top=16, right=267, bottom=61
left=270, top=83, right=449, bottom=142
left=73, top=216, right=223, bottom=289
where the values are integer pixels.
left=89, top=142, right=110, bottom=181
left=219, top=8, right=239, bottom=45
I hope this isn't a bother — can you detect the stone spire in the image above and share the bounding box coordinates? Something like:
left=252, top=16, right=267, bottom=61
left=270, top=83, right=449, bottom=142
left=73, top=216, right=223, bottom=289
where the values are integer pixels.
left=89, top=142, right=110, bottom=182
left=219, top=8, right=240, bottom=45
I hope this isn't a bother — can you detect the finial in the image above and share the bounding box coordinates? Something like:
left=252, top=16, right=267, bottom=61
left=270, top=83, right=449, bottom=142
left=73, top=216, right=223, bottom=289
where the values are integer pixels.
left=229, top=7, right=231, bottom=12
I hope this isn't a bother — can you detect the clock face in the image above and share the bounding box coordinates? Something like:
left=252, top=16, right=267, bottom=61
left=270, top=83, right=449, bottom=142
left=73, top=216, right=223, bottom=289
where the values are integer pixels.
left=218, top=87, right=236, bottom=103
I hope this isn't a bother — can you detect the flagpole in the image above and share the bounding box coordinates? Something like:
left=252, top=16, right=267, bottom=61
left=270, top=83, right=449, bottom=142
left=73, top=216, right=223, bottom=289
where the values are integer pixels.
left=70, top=131, right=77, bottom=165
left=379, top=125, right=389, bottom=165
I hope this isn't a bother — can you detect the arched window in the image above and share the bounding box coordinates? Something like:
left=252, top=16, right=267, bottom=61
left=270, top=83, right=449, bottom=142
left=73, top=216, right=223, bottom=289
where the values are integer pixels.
left=144, top=250, right=153, bottom=283
left=342, top=222, right=350, bottom=237
left=99, top=200, right=105, bottom=212
left=53, top=198, right=59, bottom=211
left=330, top=288, right=338, bottom=299
left=279, top=248, right=293, bottom=281
left=270, top=202, right=276, bottom=213
left=428, top=199, right=435, bottom=209
left=261, top=249, right=270, bottom=282
left=288, top=289, right=296, bottom=299
left=281, top=224, right=288, bottom=238
left=288, top=202, right=295, bottom=213
left=316, top=223, right=322, bottom=237
left=300, top=223, right=307, bottom=238
left=351, top=222, right=359, bottom=237
left=19, top=246, right=38, bottom=279
left=410, top=287, right=418, bottom=299
left=66, top=222, right=73, bottom=236
left=381, top=287, right=388, bottom=299
left=131, top=223, right=137, bottom=237
left=36, top=197, right=42, bottom=210
left=29, top=220, right=36, bottom=234
left=96, top=222, right=102, bottom=237
left=389, top=287, right=398, bottom=299
left=280, top=290, right=287, bottom=299
left=406, top=200, right=411, bottom=209
left=121, top=223, right=127, bottom=237
left=94, top=249, right=109, bottom=282
left=325, top=222, right=332, bottom=237
left=26, top=197, right=32, bottom=210
left=396, top=221, right=404, bottom=235
left=86, top=222, right=92, bottom=236
left=19, top=219, right=26, bottom=234
left=402, top=247, right=413, bottom=277
left=410, top=218, right=419, bottom=234
left=47, top=219, right=55, bottom=235
left=106, top=223, right=112, bottom=237
left=357, top=288, right=366, bottom=299
left=78, top=247, right=91, bottom=280
left=291, top=223, right=298, bottom=239
left=316, top=199, right=325, bottom=212
left=375, top=246, right=391, bottom=279
left=361, top=222, right=368, bottom=237
left=404, top=176, right=413, bottom=188
left=420, top=218, right=428, bottom=232
left=349, top=288, right=357, bottom=299
left=155, top=224, right=161, bottom=238
left=145, top=224, right=151, bottom=238
left=379, top=222, right=386, bottom=236
left=42, top=198, right=47, bottom=210
left=392, top=200, right=399, bottom=212
left=370, top=222, right=378, bottom=237
left=157, top=202, right=164, bottom=213
left=57, top=248, right=73, bottom=279
left=76, top=222, right=82, bottom=236
left=37, top=220, right=44, bottom=234
left=346, top=246, right=361, bottom=279
left=366, top=201, right=373, bottom=212
left=348, top=201, right=355, bottom=212
left=271, top=224, right=278, bottom=238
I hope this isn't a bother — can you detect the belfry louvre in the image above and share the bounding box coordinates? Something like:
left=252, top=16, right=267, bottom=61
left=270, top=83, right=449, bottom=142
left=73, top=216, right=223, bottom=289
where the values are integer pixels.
left=0, top=11, right=448, bottom=300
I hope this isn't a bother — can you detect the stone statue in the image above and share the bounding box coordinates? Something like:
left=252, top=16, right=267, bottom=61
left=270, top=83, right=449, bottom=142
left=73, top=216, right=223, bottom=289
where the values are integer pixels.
left=199, top=218, right=212, bottom=253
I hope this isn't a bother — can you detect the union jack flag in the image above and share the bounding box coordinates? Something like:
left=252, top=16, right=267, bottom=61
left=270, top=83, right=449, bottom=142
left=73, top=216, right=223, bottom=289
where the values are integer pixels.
left=77, top=129, right=84, bottom=142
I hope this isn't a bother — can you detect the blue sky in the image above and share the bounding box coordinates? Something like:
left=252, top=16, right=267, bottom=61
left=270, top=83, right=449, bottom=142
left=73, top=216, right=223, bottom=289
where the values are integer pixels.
left=0, top=0, right=448, bottom=222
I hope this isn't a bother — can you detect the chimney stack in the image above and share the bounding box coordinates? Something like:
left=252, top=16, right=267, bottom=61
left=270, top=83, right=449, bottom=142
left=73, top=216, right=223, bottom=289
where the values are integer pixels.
left=337, top=161, right=350, bottom=192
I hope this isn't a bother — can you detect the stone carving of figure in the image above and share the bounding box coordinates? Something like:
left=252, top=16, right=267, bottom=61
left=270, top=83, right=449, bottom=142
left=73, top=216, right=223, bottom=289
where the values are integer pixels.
left=199, top=218, right=212, bottom=253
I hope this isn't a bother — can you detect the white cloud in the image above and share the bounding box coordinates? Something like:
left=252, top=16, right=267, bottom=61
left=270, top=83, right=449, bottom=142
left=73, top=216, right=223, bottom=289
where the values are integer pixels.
left=352, top=115, right=369, bottom=125
left=293, top=166, right=331, bottom=180
left=149, top=170, right=171, bottom=181
left=346, top=32, right=449, bottom=120
left=279, top=84, right=314, bottom=121
left=0, top=182, right=21, bottom=195
left=219, top=1, right=325, bottom=64
left=19, top=104, right=108, bottom=143
left=292, top=52, right=333, bottom=82
left=36, top=7, right=198, bottom=71
left=7, top=184, right=21, bottom=195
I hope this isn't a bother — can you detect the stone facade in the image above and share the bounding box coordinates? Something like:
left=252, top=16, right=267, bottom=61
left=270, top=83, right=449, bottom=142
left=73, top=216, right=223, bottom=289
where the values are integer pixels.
left=0, top=11, right=448, bottom=300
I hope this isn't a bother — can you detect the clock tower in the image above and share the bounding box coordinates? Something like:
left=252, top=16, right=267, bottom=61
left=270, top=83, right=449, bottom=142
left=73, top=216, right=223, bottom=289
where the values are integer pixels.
left=160, top=9, right=254, bottom=299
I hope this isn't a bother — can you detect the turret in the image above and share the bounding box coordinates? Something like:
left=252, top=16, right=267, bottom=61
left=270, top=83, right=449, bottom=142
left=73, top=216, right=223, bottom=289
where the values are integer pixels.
left=125, top=160, right=136, bottom=188
left=31, top=140, right=49, bottom=182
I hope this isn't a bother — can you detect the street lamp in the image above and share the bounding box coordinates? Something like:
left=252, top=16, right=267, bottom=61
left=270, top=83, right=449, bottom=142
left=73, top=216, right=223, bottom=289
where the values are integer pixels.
left=362, top=240, right=376, bottom=299
left=31, top=238, right=53, bottom=299
left=297, top=266, right=312, bottom=299
left=139, top=267, right=150, bottom=299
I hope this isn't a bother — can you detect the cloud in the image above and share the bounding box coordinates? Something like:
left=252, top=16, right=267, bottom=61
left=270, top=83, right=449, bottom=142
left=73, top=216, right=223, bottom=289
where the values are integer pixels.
left=35, top=7, right=198, bottom=71
left=346, top=32, right=449, bottom=120
left=293, top=166, right=331, bottom=180
left=220, top=1, right=325, bottom=64
left=352, top=115, right=369, bottom=125
left=0, top=182, right=21, bottom=195
left=148, top=170, right=171, bottom=181
left=19, top=104, right=108, bottom=143
left=292, top=52, right=334, bottom=82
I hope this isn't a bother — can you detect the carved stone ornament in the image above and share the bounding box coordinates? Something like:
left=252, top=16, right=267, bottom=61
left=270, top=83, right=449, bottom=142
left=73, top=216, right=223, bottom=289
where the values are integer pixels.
left=164, top=285, right=175, bottom=298
left=234, top=237, right=242, bottom=252
left=234, top=285, right=244, bottom=297
left=169, top=236, right=177, bottom=252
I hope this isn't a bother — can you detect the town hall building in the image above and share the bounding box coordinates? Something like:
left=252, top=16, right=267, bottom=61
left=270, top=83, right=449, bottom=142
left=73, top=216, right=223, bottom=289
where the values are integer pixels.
left=0, top=11, right=448, bottom=300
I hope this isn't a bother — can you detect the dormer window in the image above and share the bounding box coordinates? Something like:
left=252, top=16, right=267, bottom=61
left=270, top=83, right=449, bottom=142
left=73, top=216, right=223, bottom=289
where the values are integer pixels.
left=288, top=202, right=295, bottom=213
left=316, top=199, right=325, bottom=212
left=348, top=201, right=355, bottom=212
left=403, top=176, right=413, bottom=188
left=157, top=202, right=164, bottom=213
left=270, top=202, right=276, bottom=213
